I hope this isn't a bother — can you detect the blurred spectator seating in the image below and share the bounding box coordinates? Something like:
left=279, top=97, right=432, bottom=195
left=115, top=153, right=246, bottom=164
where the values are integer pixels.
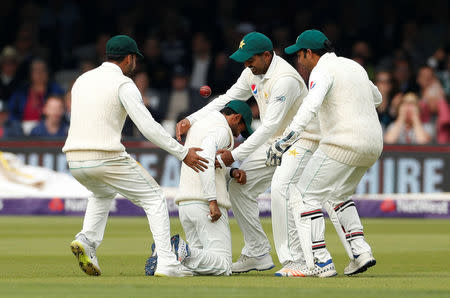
left=0, top=46, right=22, bottom=107
left=384, top=92, right=433, bottom=144
left=0, top=100, right=23, bottom=139
left=8, top=59, right=64, bottom=134
left=29, top=95, right=68, bottom=138
left=419, top=83, right=450, bottom=144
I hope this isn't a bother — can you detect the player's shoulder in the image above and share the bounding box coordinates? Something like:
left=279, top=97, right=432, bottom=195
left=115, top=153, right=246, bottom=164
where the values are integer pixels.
left=275, top=55, right=294, bottom=68
left=241, top=67, right=253, bottom=77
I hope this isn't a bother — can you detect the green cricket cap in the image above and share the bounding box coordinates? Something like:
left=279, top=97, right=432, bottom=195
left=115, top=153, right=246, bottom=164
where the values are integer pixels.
left=225, top=100, right=254, bottom=138
left=106, top=35, right=143, bottom=58
left=285, top=29, right=329, bottom=55
left=229, top=32, right=273, bottom=63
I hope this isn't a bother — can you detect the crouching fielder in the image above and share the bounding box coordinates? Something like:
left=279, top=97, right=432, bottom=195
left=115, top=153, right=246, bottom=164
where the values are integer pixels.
left=267, top=30, right=383, bottom=277
left=175, top=101, right=253, bottom=275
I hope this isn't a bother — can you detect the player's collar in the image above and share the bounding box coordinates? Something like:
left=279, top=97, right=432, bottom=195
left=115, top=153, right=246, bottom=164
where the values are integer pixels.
left=261, top=53, right=279, bottom=81
left=317, top=52, right=336, bottom=67
left=102, top=62, right=123, bottom=74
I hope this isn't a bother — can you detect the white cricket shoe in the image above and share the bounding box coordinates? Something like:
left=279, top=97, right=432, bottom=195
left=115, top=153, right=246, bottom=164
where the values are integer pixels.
left=344, top=252, right=376, bottom=276
left=232, top=253, right=275, bottom=273
left=171, top=234, right=190, bottom=263
left=70, top=235, right=101, bottom=276
left=275, top=259, right=337, bottom=278
left=274, top=261, right=305, bottom=277
left=155, top=264, right=194, bottom=277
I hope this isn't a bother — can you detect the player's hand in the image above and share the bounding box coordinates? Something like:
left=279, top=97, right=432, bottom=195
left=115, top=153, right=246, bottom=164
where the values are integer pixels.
left=208, top=200, right=222, bottom=222
left=215, top=149, right=234, bottom=168
left=176, top=118, right=191, bottom=141
left=231, top=168, right=246, bottom=185
left=183, top=147, right=208, bottom=172
left=265, top=130, right=300, bottom=166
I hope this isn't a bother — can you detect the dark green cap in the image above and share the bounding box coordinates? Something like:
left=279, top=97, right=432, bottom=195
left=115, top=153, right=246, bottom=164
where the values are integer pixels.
left=106, top=35, right=143, bottom=58
left=285, top=30, right=329, bottom=55
left=225, top=100, right=254, bottom=138
left=229, top=32, right=273, bottom=63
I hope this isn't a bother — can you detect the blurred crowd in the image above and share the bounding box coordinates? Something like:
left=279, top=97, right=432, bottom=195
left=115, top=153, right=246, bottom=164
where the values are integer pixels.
left=0, top=0, right=449, bottom=144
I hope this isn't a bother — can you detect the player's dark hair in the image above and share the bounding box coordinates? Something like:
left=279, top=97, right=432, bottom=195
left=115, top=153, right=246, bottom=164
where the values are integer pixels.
left=300, top=40, right=335, bottom=57
left=220, top=107, right=239, bottom=115
left=256, top=50, right=274, bottom=57
left=106, top=54, right=127, bottom=62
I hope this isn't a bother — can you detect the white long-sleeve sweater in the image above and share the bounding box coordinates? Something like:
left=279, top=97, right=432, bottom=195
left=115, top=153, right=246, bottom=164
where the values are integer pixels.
left=187, top=53, right=320, bottom=161
left=176, top=111, right=234, bottom=209
left=288, top=53, right=383, bottom=167
left=63, top=62, right=187, bottom=161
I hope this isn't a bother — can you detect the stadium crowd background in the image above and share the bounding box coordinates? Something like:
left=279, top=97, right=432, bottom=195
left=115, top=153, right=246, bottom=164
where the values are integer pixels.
left=0, top=0, right=448, bottom=144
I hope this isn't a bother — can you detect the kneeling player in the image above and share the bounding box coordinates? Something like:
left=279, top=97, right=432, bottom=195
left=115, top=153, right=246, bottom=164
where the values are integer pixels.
left=147, top=100, right=253, bottom=276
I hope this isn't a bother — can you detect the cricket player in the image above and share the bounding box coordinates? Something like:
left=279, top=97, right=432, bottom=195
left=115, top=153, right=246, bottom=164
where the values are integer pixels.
left=176, top=32, right=321, bottom=273
left=63, top=35, right=208, bottom=277
left=267, top=30, right=383, bottom=277
left=148, top=101, right=252, bottom=276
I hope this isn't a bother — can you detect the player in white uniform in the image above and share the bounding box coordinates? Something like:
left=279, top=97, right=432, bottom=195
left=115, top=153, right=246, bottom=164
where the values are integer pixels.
left=267, top=30, right=383, bottom=277
left=146, top=101, right=252, bottom=276
left=63, top=35, right=208, bottom=277
left=176, top=32, right=321, bottom=273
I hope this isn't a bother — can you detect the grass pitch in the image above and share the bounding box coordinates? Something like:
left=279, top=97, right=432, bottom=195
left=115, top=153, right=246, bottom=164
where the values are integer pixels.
left=0, top=216, right=449, bottom=298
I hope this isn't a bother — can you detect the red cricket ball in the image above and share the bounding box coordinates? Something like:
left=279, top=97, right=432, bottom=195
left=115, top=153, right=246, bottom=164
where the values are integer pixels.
left=199, top=85, right=212, bottom=98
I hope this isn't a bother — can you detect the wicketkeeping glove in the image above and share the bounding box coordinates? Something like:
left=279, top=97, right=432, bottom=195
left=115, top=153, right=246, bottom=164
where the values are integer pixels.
left=265, top=130, right=300, bottom=166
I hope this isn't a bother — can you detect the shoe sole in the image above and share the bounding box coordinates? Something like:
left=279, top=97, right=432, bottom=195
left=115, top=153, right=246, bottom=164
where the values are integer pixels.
left=346, top=259, right=376, bottom=276
left=154, top=270, right=194, bottom=277
left=232, top=264, right=275, bottom=274
left=274, top=271, right=305, bottom=277
left=70, top=241, right=101, bottom=276
left=274, top=269, right=337, bottom=278
left=318, top=269, right=338, bottom=278
left=154, top=272, right=168, bottom=277
left=145, top=256, right=158, bottom=276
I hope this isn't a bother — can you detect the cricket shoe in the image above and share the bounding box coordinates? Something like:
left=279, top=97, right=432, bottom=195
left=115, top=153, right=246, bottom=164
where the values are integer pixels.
left=232, top=253, right=275, bottom=273
left=154, top=263, right=193, bottom=277
left=274, top=261, right=305, bottom=277
left=276, top=259, right=337, bottom=278
left=70, top=235, right=101, bottom=276
left=144, top=242, right=157, bottom=276
left=171, top=234, right=190, bottom=263
left=344, top=252, right=376, bottom=276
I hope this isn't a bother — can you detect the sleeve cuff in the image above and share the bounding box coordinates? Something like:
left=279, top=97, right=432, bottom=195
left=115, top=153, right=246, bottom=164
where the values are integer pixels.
left=186, top=114, right=196, bottom=125
left=178, top=147, right=189, bottom=161
left=207, top=197, right=217, bottom=202
left=231, top=150, right=240, bottom=162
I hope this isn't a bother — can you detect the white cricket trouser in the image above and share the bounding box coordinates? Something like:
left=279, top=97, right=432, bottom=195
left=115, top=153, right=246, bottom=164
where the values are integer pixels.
left=271, top=142, right=314, bottom=265
left=179, top=202, right=232, bottom=275
left=291, top=148, right=373, bottom=263
left=229, top=144, right=275, bottom=258
left=68, top=154, right=179, bottom=268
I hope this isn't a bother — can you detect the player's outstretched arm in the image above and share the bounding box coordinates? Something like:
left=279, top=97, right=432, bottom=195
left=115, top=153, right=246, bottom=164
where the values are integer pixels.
left=119, top=82, right=207, bottom=165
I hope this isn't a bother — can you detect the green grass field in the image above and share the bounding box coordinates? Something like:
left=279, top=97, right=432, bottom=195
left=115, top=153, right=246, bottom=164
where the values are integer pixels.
left=0, top=216, right=449, bottom=298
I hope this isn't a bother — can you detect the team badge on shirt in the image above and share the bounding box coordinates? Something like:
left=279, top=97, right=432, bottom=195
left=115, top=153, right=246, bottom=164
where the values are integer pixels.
left=251, top=84, right=257, bottom=95
left=310, top=81, right=316, bottom=89
left=276, top=95, right=286, bottom=102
